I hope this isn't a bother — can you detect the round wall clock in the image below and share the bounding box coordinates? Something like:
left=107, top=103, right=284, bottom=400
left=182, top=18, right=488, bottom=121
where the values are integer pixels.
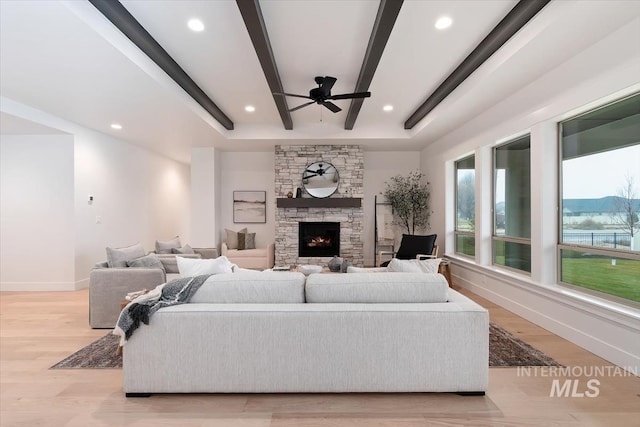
left=302, top=161, right=339, bottom=198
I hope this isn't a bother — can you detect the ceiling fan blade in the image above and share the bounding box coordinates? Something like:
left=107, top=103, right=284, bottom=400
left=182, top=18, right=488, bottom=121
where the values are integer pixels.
left=273, top=92, right=312, bottom=100
left=289, top=101, right=315, bottom=112
left=320, top=76, right=337, bottom=96
left=322, top=101, right=342, bottom=113
left=328, top=92, right=371, bottom=100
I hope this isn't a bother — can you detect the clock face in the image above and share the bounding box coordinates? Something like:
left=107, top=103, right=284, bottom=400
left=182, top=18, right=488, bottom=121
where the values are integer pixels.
left=302, top=161, right=339, bottom=198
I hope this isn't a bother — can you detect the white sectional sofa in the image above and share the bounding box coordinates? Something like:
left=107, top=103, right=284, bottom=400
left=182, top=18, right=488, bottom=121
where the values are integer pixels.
left=122, top=272, right=488, bottom=396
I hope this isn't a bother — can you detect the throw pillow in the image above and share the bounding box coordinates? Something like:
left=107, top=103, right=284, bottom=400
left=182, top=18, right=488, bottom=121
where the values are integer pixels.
left=171, top=244, right=195, bottom=254
left=177, top=256, right=233, bottom=277
left=126, top=253, right=165, bottom=272
left=388, top=258, right=442, bottom=274
left=395, top=234, right=437, bottom=260
left=106, top=243, right=146, bottom=268
left=225, top=228, right=247, bottom=250
left=155, top=236, right=181, bottom=254
left=237, top=232, right=256, bottom=250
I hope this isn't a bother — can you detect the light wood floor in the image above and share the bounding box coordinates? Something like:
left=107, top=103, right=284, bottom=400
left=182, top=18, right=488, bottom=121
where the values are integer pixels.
left=1, top=287, right=638, bottom=427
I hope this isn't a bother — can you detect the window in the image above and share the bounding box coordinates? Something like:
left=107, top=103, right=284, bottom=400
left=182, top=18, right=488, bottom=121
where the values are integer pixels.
left=455, top=156, right=475, bottom=256
left=559, top=93, right=640, bottom=304
left=493, top=135, right=531, bottom=273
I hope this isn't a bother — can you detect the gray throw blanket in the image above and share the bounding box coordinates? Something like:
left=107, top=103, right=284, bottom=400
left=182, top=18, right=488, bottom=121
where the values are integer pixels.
left=114, top=274, right=211, bottom=343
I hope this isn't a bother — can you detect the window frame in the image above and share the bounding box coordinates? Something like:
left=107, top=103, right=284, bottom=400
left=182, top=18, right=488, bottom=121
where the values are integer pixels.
left=557, top=93, right=640, bottom=307
left=492, top=135, right=532, bottom=275
left=454, top=155, right=476, bottom=258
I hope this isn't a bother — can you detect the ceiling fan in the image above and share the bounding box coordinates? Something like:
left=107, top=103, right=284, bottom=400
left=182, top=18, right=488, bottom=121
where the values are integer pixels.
left=274, top=76, right=371, bottom=113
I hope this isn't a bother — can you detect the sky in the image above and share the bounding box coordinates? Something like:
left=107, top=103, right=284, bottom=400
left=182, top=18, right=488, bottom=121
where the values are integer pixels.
left=563, top=144, right=640, bottom=199
left=459, top=144, right=640, bottom=204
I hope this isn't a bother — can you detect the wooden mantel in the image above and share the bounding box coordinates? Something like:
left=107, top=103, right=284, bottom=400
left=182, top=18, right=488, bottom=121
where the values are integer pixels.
left=276, top=197, right=362, bottom=208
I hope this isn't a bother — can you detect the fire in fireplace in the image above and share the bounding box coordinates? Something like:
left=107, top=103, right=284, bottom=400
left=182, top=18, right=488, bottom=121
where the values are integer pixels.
left=299, top=222, right=340, bottom=257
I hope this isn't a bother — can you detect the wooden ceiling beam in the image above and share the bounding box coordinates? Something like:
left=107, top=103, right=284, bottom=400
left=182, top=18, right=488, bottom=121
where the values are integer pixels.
left=404, top=0, right=551, bottom=130
left=89, top=0, right=234, bottom=130
left=344, top=0, right=404, bottom=130
left=236, top=0, right=293, bottom=130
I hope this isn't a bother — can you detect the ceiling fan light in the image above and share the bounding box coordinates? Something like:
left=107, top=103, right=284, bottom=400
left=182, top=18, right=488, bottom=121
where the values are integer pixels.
left=188, top=19, right=205, bottom=32
left=435, top=16, right=452, bottom=30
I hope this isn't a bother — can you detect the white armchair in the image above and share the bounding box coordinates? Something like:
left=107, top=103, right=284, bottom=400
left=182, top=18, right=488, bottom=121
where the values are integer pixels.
left=222, top=242, right=275, bottom=270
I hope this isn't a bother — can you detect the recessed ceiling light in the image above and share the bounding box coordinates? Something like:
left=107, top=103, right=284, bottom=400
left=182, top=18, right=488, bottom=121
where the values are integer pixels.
left=383, top=105, right=394, bottom=112
left=244, top=105, right=256, bottom=112
left=187, top=19, right=205, bottom=32
left=435, top=16, right=452, bottom=30
left=110, top=123, right=122, bottom=130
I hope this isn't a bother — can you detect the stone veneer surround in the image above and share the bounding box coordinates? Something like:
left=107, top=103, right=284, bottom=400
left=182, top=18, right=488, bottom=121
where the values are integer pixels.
left=275, top=145, right=364, bottom=267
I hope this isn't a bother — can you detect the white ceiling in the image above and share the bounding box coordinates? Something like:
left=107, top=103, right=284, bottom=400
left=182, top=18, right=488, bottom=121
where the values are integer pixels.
left=1, top=0, right=639, bottom=163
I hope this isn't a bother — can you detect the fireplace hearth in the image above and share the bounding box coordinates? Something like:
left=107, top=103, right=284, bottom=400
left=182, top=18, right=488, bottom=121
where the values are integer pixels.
left=299, top=222, right=340, bottom=257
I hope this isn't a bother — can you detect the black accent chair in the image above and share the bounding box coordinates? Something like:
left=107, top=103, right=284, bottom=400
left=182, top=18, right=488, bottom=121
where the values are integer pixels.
left=378, top=234, right=438, bottom=267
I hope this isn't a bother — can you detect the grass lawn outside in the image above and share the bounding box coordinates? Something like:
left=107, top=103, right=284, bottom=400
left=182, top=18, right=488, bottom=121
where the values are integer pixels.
left=561, top=257, right=640, bottom=302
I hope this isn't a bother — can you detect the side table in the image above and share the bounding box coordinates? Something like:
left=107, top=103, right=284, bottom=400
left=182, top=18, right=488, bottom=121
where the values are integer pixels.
left=438, top=260, right=453, bottom=287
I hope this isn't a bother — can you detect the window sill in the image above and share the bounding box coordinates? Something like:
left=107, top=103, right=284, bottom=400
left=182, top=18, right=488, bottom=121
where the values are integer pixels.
left=445, top=254, right=640, bottom=326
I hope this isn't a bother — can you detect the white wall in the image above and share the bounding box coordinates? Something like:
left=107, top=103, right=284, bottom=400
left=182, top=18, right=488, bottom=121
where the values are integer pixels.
left=213, top=150, right=420, bottom=265
left=363, top=151, right=420, bottom=266
left=1, top=99, right=191, bottom=290
left=218, top=151, right=275, bottom=248
left=191, top=147, right=218, bottom=247
left=421, top=19, right=640, bottom=370
left=74, top=131, right=190, bottom=284
left=0, top=135, right=76, bottom=290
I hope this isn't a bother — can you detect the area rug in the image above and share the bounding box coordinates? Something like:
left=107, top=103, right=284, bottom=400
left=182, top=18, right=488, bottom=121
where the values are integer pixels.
left=51, top=323, right=561, bottom=369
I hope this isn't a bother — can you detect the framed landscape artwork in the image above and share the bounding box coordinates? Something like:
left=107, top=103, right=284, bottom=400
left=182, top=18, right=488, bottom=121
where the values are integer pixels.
left=233, top=191, right=266, bottom=223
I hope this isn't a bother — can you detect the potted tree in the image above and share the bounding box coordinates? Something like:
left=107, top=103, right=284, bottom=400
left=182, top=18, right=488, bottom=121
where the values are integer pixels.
left=382, top=171, right=432, bottom=235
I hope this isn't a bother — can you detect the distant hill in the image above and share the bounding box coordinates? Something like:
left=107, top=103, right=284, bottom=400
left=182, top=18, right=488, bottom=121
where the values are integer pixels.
left=562, top=196, right=640, bottom=214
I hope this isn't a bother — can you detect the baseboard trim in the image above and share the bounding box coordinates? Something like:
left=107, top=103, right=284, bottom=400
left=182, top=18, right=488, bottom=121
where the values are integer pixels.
left=75, top=278, right=89, bottom=290
left=451, top=261, right=640, bottom=373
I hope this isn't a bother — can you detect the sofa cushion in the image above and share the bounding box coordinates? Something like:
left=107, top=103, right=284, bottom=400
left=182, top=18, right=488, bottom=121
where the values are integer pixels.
left=305, top=272, right=448, bottom=303
left=238, top=232, right=256, bottom=250
left=106, top=243, right=146, bottom=268
left=177, top=256, right=233, bottom=276
left=225, top=228, right=247, bottom=250
left=346, top=266, right=388, bottom=273
left=156, top=253, right=201, bottom=274
left=127, top=253, right=165, bottom=272
left=156, top=236, right=181, bottom=254
left=388, top=258, right=441, bottom=274
left=191, top=271, right=305, bottom=303
left=171, top=244, right=195, bottom=254
left=225, top=247, right=268, bottom=258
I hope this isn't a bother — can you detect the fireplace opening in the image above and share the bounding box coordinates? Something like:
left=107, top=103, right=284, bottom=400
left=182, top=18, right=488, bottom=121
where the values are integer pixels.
left=299, top=222, right=340, bottom=257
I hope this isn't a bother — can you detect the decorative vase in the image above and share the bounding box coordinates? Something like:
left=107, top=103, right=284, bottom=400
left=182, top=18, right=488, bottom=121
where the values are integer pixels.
left=296, top=187, right=302, bottom=198
left=328, top=256, right=343, bottom=272
left=286, top=191, right=293, bottom=198
left=340, top=260, right=351, bottom=273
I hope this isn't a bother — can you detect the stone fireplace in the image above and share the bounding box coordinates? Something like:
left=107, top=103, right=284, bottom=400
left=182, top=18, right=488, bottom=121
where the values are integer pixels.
left=275, top=145, right=364, bottom=266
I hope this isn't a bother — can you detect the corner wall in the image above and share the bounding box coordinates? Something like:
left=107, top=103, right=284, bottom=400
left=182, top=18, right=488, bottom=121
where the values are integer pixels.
left=1, top=101, right=191, bottom=290
left=74, top=131, right=190, bottom=285
left=217, top=151, right=275, bottom=249
left=363, top=151, right=421, bottom=266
